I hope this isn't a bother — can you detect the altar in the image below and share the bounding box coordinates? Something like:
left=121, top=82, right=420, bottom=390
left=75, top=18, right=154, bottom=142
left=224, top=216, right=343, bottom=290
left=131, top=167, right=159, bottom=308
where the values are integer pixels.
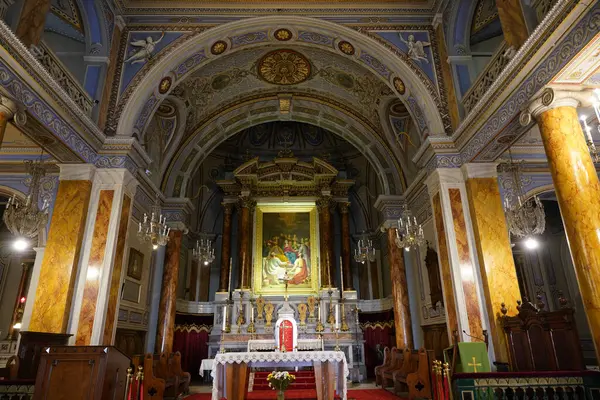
left=210, top=351, right=348, bottom=400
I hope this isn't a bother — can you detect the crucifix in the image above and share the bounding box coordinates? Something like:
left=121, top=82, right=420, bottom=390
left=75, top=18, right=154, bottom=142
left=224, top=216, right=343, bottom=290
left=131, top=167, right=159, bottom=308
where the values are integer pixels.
left=283, top=271, right=290, bottom=301
left=468, top=356, right=482, bottom=373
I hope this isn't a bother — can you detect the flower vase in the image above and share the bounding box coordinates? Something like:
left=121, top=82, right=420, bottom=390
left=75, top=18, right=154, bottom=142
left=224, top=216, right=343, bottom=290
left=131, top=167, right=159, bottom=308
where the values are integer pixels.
left=277, top=390, right=285, bottom=400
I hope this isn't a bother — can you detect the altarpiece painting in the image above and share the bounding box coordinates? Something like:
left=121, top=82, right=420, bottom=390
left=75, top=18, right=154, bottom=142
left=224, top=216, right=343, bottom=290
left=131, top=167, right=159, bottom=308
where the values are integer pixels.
left=253, top=204, right=319, bottom=295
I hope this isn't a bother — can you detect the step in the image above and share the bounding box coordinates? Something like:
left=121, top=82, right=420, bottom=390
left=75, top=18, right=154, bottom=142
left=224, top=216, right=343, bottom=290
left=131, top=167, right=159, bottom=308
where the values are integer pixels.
left=246, top=389, right=341, bottom=400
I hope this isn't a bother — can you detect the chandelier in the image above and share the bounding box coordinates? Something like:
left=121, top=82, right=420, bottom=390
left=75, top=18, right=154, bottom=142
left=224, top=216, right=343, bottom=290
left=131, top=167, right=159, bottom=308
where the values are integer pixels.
left=3, top=160, right=49, bottom=240
left=501, top=151, right=545, bottom=244
left=137, top=195, right=170, bottom=250
left=354, top=234, right=375, bottom=264
left=580, top=89, right=600, bottom=163
left=193, top=238, right=215, bottom=266
left=395, top=205, right=425, bottom=251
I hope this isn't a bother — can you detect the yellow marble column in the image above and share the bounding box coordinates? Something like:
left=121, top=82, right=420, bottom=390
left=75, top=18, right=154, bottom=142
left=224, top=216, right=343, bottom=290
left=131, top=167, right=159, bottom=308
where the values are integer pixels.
left=15, top=0, right=51, bottom=47
left=0, top=95, right=20, bottom=148
left=70, top=169, right=136, bottom=345
left=462, top=164, right=521, bottom=363
left=425, top=169, right=487, bottom=344
left=29, top=165, right=94, bottom=333
left=387, top=228, right=413, bottom=349
left=527, top=94, right=600, bottom=360
left=496, top=0, right=529, bottom=49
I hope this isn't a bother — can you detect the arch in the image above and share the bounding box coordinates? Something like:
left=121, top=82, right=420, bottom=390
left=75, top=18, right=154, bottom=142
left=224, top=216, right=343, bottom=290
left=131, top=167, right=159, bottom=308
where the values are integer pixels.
left=445, top=0, right=480, bottom=56
left=115, top=16, right=446, bottom=140
left=161, top=94, right=405, bottom=197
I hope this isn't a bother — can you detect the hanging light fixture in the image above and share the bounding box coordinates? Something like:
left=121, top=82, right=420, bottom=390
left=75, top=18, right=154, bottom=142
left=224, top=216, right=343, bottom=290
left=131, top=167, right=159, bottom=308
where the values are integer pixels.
left=580, top=89, right=600, bottom=163
left=193, top=238, right=215, bottom=266
left=501, top=150, right=545, bottom=245
left=354, top=233, right=375, bottom=264
left=138, top=194, right=170, bottom=250
left=3, top=159, right=49, bottom=244
left=395, top=204, right=425, bottom=251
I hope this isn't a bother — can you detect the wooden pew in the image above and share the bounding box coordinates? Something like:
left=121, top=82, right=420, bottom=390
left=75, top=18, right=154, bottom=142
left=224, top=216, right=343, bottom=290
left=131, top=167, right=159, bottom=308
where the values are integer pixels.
left=382, top=348, right=405, bottom=388
left=154, top=353, right=181, bottom=399
left=131, top=354, right=166, bottom=400
left=393, top=349, right=419, bottom=395
left=170, top=352, right=191, bottom=395
left=0, top=355, right=19, bottom=380
left=375, top=346, right=392, bottom=386
left=407, top=348, right=434, bottom=399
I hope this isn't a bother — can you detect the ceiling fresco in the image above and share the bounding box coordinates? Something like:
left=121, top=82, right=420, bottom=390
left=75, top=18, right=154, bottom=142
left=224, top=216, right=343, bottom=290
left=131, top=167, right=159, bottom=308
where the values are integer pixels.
left=170, top=46, right=394, bottom=133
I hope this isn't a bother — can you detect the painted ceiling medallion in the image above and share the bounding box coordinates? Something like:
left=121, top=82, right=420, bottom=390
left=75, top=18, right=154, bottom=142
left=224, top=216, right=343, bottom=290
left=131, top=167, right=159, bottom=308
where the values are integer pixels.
left=258, top=50, right=311, bottom=85
left=274, top=29, right=293, bottom=41
left=338, top=41, right=355, bottom=55
left=393, top=77, right=406, bottom=95
left=211, top=40, right=228, bottom=55
left=158, top=77, right=172, bottom=94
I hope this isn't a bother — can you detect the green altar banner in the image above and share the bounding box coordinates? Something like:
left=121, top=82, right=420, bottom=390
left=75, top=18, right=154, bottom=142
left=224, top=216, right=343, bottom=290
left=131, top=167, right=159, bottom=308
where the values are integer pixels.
left=444, top=342, right=491, bottom=373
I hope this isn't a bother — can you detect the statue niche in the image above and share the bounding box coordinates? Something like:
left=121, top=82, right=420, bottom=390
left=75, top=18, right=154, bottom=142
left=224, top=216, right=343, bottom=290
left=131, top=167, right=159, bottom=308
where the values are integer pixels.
left=425, top=242, right=443, bottom=307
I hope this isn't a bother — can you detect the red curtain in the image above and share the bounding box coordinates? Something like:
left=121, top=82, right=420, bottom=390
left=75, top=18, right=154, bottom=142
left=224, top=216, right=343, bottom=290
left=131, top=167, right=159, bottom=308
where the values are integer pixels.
left=172, top=313, right=213, bottom=378
left=278, top=320, right=294, bottom=351
left=359, top=310, right=395, bottom=378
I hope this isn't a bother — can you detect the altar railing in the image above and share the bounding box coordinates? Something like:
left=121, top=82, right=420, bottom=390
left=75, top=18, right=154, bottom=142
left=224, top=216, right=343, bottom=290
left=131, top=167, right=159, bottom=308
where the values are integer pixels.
left=452, top=371, right=600, bottom=400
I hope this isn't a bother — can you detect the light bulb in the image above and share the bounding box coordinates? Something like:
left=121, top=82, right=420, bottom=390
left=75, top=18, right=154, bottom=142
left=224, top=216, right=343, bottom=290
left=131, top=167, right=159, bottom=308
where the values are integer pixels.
left=13, top=238, right=29, bottom=252
left=13, top=322, right=21, bottom=330
left=405, top=247, right=410, bottom=252
left=524, top=237, right=539, bottom=250
left=152, top=244, right=158, bottom=250
left=204, top=261, right=209, bottom=266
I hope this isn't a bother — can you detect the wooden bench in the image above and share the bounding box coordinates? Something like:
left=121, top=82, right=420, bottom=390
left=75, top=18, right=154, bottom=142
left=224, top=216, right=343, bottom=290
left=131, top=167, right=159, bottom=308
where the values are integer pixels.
left=393, top=349, right=419, bottom=395
left=170, top=351, right=191, bottom=395
left=154, top=352, right=181, bottom=399
left=132, top=354, right=166, bottom=400
left=374, top=346, right=393, bottom=386
left=382, top=348, right=405, bottom=388
left=407, top=348, right=434, bottom=399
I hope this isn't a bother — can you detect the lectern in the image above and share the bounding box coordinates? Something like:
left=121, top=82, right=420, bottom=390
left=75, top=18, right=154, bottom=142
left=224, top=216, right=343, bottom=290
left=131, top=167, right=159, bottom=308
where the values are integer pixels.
left=33, top=346, right=130, bottom=400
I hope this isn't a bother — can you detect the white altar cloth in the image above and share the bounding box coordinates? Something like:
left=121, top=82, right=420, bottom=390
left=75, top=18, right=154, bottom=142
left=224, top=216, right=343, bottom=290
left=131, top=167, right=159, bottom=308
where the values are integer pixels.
left=247, top=338, right=324, bottom=352
left=199, top=359, right=214, bottom=377
left=211, top=351, right=348, bottom=400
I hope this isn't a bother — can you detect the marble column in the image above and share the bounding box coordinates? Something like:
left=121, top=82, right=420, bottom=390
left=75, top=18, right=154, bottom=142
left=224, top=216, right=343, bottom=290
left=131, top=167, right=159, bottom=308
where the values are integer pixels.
left=71, top=169, right=137, bottom=346
left=156, top=230, right=183, bottom=354
left=189, top=258, right=199, bottom=301
left=219, top=202, right=234, bottom=292
left=462, top=163, right=521, bottom=363
left=146, top=245, right=166, bottom=353
left=525, top=90, right=600, bottom=359
left=425, top=169, right=488, bottom=345
left=387, top=228, right=413, bottom=349
left=339, top=202, right=354, bottom=291
left=237, top=197, right=255, bottom=289
left=495, top=0, right=529, bottom=49
left=0, top=95, right=20, bottom=147
left=15, top=0, right=51, bottom=47
left=433, top=16, right=460, bottom=130
left=317, top=196, right=334, bottom=288
left=29, top=165, right=94, bottom=334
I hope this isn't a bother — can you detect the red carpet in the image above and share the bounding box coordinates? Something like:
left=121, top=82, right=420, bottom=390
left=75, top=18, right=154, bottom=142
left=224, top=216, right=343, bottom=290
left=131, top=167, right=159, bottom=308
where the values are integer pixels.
left=186, top=388, right=407, bottom=400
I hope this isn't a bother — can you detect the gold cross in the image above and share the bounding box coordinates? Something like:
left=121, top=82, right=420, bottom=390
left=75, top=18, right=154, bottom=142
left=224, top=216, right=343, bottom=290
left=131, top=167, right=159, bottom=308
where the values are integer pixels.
left=468, top=356, right=482, bottom=373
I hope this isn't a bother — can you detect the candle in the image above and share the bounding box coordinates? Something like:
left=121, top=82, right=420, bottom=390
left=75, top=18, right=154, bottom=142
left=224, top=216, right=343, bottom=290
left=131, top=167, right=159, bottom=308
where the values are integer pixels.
left=251, top=306, right=255, bottom=324
left=339, top=256, right=344, bottom=293
left=327, top=253, right=331, bottom=287
left=335, top=304, right=339, bottom=330
left=228, top=258, right=233, bottom=295
left=222, top=305, right=227, bottom=331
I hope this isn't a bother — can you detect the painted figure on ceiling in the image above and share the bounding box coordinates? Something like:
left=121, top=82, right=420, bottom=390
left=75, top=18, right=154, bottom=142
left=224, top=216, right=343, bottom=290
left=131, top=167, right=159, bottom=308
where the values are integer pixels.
left=399, top=34, right=431, bottom=64
left=125, top=32, right=165, bottom=65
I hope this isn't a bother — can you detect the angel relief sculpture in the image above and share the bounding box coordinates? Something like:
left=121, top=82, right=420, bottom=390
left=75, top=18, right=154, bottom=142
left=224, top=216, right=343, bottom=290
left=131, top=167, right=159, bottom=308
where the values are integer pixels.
left=398, top=33, right=431, bottom=64
left=125, top=32, right=165, bottom=65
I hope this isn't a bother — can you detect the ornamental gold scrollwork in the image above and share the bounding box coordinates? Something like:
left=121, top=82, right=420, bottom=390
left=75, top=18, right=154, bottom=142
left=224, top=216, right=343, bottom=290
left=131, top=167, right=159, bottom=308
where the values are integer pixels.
left=256, top=295, right=265, bottom=321
left=307, top=296, right=316, bottom=319
left=258, top=49, right=311, bottom=85
left=298, top=303, right=308, bottom=326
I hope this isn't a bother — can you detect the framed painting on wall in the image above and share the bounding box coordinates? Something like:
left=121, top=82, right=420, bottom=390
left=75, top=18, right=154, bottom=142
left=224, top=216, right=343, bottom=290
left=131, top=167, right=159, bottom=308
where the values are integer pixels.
left=253, top=203, right=319, bottom=295
left=127, top=248, right=144, bottom=281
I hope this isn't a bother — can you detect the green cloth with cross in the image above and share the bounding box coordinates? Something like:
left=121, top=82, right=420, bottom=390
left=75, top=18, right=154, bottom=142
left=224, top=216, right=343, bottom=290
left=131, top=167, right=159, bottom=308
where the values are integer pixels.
left=444, top=342, right=491, bottom=373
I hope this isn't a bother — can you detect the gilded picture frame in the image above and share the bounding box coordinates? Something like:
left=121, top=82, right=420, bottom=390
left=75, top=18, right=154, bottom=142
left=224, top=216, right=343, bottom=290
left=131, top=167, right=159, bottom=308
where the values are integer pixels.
left=253, top=203, right=319, bottom=295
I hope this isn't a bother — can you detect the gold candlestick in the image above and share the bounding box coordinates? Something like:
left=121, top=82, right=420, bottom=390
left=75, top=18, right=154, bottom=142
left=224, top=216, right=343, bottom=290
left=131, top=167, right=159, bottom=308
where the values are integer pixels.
left=315, top=296, right=324, bottom=333
left=341, top=303, right=349, bottom=332
left=334, top=328, right=341, bottom=351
